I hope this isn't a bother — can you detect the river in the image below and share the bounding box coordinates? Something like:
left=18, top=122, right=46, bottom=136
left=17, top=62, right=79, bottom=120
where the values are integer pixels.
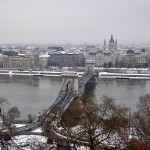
left=0, top=74, right=150, bottom=119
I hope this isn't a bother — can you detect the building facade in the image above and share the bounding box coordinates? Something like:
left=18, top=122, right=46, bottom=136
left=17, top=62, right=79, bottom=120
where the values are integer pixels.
left=39, top=54, right=50, bottom=68
left=117, top=49, right=148, bottom=68
left=3, top=56, right=32, bottom=69
left=48, top=53, right=85, bottom=67
left=25, top=54, right=39, bottom=69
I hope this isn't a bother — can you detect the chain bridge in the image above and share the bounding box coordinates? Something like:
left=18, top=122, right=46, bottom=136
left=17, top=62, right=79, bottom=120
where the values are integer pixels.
left=13, top=60, right=98, bottom=135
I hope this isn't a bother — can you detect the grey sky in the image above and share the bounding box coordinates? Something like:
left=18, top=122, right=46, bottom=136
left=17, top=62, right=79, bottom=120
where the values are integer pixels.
left=0, top=0, right=150, bottom=44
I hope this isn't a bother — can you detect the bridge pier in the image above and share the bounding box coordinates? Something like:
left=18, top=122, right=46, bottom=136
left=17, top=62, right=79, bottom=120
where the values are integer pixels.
left=61, top=71, right=79, bottom=97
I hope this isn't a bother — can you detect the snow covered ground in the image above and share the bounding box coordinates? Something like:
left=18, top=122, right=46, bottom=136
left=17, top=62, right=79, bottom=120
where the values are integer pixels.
left=12, top=125, right=87, bottom=150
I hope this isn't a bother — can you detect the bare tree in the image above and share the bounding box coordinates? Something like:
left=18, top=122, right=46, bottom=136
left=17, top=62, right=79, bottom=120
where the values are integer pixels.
left=7, top=106, right=20, bottom=122
left=28, top=114, right=37, bottom=123
left=78, top=95, right=129, bottom=149
left=0, top=97, right=21, bottom=149
left=132, top=94, right=150, bottom=146
left=123, top=138, right=149, bottom=150
left=51, top=95, right=129, bottom=150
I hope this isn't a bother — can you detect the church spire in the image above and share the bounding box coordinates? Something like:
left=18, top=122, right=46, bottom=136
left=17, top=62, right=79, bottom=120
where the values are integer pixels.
left=104, top=39, right=106, bottom=50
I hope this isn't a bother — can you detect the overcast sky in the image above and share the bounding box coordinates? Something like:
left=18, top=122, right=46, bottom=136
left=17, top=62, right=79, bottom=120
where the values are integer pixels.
left=0, top=0, right=150, bottom=44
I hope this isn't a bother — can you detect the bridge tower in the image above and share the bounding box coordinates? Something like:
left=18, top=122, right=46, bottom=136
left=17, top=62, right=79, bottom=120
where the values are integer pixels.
left=85, top=59, right=96, bottom=74
left=85, top=59, right=99, bottom=82
left=61, top=71, right=79, bottom=97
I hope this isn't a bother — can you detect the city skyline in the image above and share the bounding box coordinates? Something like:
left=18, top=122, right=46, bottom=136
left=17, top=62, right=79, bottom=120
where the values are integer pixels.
left=0, top=0, right=150, bottom=44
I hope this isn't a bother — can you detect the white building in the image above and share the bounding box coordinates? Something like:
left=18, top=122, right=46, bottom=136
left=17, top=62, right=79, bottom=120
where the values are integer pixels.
left=39, top=54, right=50, bottom=68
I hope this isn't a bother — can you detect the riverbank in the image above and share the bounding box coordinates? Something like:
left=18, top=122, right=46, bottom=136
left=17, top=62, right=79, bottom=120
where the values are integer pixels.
left=0, top=70, right=62, bottom=77
left=0, top=70, right=84, bottom=77
left=1, top=69, right=150, bottom=80
left=99, top=72, right=150, bottom=80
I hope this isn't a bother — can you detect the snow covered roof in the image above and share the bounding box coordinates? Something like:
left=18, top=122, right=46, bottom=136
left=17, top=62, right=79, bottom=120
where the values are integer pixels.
left=39, top=55, right=50, bottom=58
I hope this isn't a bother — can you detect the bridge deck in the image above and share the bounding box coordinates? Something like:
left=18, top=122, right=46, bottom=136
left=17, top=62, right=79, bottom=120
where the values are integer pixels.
left=13, top=72, right=94, bottom=135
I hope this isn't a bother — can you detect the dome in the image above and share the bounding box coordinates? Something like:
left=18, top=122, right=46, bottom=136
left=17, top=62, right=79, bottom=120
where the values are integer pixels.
left=109, top=35, right=114, bottom=43
left=127, top=49, right=134, bottom=54
left=141, top=49, right=146, bottom=52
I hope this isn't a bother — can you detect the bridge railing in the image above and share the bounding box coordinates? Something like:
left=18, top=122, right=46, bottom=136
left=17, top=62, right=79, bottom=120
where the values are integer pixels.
left=78, top=72, right=93, bottom=92
left=14, top=70, right=96, bottom=135
left=60, top=84, right=74, bottom=109
left=53, top=80, right=67, bottom=105
left=41, top=80, right=67, bottom=118
left=42, top=71, right=93, bottom=120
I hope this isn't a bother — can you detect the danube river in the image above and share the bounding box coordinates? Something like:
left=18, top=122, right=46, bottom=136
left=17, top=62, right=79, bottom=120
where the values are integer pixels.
left=0, top=74, right=150, bottom=119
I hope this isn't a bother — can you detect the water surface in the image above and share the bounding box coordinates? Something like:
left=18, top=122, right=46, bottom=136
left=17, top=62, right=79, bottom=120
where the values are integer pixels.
left=0, top=75, right=149, bottom=119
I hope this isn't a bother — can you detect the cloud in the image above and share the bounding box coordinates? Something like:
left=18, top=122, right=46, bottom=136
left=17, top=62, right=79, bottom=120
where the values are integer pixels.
left=0, top=0, right=150, bottom=44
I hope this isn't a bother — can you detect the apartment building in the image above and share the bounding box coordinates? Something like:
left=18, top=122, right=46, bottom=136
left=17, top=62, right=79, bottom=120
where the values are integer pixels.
left=48, top=53, right=85, bottom=67
left=3, top=56, right=32, bottom=69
